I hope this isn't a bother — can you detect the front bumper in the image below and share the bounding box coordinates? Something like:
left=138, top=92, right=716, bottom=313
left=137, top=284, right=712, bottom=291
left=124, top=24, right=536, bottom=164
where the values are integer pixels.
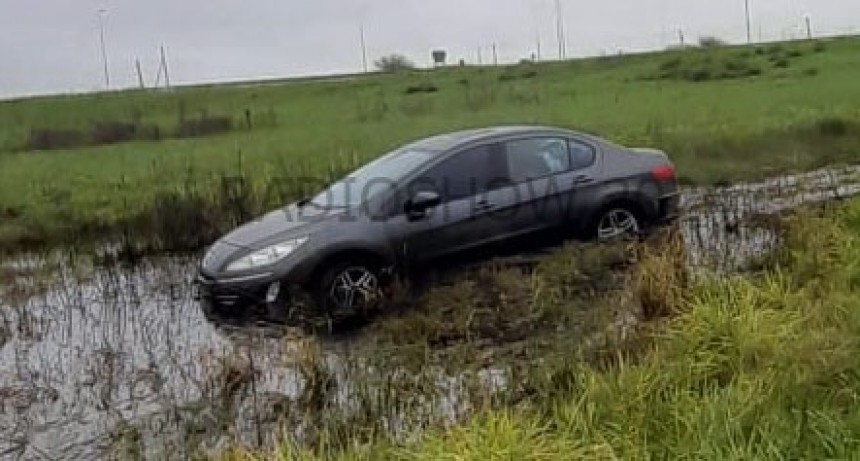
left=193, top=271, right=283, bottom=312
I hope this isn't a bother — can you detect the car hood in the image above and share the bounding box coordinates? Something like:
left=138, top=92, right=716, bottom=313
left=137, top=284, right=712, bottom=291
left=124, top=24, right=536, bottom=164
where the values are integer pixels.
left=201, top=203, right=348, bottom=273
left=222, top=203, right=347, bottom=248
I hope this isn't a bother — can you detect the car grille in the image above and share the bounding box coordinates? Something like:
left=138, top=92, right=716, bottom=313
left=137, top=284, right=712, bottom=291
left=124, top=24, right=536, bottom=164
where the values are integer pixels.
left=197, top=276, right=267, bottom=309
left=213, top=293, right=242, bottom=307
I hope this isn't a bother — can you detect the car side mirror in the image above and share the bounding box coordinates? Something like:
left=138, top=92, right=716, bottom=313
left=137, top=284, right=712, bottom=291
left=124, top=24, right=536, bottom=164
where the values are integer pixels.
left=405, top=190, right=441, bottom=218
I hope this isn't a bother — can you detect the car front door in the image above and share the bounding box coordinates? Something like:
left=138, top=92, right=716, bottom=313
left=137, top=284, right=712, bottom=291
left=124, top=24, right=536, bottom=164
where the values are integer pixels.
left=392, top=143, right=512, bottom=266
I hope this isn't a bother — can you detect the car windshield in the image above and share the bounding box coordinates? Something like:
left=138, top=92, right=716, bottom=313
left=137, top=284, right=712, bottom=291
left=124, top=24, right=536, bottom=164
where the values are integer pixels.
left=311, top=148, right=435, bottom=208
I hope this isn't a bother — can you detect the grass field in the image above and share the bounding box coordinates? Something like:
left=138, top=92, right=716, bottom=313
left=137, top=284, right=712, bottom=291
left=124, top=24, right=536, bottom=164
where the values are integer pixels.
left=1, top=36, right=859, bottom=251
left=219, top=198, right=860, bottom=460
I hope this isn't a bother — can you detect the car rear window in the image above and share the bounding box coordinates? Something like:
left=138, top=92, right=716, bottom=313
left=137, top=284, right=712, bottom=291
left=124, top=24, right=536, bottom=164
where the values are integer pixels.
left=505, top=137, right=571, bottom=182
left=570, top=140, right=597, bottom=170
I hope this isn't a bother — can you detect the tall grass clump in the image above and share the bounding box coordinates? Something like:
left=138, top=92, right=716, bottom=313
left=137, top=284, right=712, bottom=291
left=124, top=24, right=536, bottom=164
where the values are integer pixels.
left=107, top=153, right=365, bottom=256
left=633, top=224, right=688, bottom=319
left=366, top=241, right=635, bottom=365
left=24, top=109, right=235, bottom=152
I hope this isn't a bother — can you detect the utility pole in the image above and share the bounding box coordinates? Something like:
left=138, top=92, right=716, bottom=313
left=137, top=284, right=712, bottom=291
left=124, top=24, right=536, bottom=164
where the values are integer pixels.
left=530, top=1, right=542, bottom=62
left=678, top=29, right=685, bottom=48
left=135, top=59, right=145, bottom=89
left=359, top=23, right=368, bottom=73
left=153, top=61, right=162, bottom=88
left=97, top=9, right=110, bottom=89
left=160, top=45, right=171, bottom=88
left=805, top=16, right=813, bottom=40
left=477, top=47, right=482, bottom=65
left=492, top=43, right=498, bottom=66
left=744, top=0, right=752, bottom=44
left=555, top=0, right=566, bottom=59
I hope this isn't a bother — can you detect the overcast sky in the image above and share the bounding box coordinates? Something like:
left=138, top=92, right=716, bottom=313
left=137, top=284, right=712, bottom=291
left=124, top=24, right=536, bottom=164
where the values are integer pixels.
left=1, top=0, right=858, bottom=99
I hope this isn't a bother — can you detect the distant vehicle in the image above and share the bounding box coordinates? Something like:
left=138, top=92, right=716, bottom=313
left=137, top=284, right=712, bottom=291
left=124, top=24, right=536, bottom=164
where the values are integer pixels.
left=194, top=125, right=679, bottom=320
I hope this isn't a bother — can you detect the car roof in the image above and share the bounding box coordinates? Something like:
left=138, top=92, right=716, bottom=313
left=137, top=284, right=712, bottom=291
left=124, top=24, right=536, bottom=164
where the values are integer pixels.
left=404, top=125, right=591, bottom=153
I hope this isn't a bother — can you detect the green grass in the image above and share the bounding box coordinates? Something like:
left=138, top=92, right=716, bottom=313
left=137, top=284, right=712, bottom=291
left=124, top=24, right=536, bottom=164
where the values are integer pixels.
left=2, top=37, right=860, bottom=251
left=220, top=199, right=860, bottom=460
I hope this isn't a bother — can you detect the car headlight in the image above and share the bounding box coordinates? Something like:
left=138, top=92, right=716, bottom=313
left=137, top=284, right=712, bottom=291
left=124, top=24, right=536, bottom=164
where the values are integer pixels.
left=225, top=237, right=308, bottom=272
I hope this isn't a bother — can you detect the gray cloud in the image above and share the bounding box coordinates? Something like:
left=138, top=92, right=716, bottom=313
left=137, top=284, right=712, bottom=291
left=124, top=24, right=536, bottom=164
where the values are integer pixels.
left=1, top=0, right=857, bottom=98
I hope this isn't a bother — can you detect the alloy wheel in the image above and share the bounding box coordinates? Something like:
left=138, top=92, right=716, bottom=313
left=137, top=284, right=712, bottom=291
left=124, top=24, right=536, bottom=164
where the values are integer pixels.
left=328, top=266, right=380, bottom=313
left=597, top=208, right=640, bottom=241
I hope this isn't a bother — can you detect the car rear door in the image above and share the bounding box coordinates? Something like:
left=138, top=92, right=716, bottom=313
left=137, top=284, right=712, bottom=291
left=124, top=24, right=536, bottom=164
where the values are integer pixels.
left=488, top=135, right=605, bottom=246
left=494, top=136, right=575, bottom=243
left=561, top=138, right=604, bottom=235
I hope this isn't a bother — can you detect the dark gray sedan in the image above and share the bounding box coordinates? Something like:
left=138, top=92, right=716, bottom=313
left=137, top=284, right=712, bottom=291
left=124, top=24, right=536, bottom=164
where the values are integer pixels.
left=194, top=125, right=679, bottom=319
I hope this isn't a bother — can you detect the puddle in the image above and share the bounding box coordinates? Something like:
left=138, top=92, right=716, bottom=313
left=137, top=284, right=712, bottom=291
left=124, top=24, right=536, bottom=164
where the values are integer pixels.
left=2, top=164, right=860, bottom=459
left=681, top=164, right=860, bottom=271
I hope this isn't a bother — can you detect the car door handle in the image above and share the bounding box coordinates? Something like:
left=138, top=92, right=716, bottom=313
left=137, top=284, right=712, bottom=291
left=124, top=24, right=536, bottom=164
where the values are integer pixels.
left=573, top=174, right=595, bottom=185
left=473, top=200, right=495, bottom=212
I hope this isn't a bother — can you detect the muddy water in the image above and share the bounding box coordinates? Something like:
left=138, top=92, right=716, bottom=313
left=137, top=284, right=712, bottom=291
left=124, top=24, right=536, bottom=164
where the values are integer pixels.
left=681, top=164, right=860, bottom=270
left=0, top=257, right=299, bottom=459
left=0, top=257, right=503, bottom=460
left=2, top=165, right=860, bottom=460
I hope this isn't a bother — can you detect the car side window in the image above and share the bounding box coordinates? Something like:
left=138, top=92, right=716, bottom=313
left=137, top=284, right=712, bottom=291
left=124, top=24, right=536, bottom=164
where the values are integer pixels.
left=569, top=139, right=597, bottom=170
left=505, top=137, right=571, bottom=182
left=409, top=144, right=508, bottom=203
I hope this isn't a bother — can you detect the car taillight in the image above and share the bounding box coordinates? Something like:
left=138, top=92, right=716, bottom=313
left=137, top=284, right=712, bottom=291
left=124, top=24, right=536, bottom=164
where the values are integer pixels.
left=651, top=165, right=676, bottom=182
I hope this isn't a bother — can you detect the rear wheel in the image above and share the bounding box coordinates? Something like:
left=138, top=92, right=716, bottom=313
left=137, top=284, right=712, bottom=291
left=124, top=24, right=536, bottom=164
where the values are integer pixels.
left=594, top=207, right=642, bottom=241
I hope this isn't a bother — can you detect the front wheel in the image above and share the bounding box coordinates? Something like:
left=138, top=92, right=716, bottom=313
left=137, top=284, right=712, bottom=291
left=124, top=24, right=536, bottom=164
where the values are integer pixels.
left=594, top=207, right=643, bottom=242
left=315, top=261, right=384, bottom=320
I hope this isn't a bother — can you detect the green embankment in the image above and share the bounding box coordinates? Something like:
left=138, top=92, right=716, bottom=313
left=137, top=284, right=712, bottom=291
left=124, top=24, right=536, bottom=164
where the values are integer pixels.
left=1, top=37, right=859, bottom=251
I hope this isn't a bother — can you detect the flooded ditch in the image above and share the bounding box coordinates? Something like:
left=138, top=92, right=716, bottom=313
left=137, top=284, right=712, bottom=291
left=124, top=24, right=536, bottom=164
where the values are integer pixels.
left=1, top=164, right=860, bottom=460
left=682, top=164, right=860, bottom=270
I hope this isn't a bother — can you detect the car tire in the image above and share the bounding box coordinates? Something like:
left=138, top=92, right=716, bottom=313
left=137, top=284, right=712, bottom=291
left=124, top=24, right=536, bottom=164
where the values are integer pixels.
left=593, top=205, right=644, bottom=242
left=314, top=259, right=385, bottom=321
